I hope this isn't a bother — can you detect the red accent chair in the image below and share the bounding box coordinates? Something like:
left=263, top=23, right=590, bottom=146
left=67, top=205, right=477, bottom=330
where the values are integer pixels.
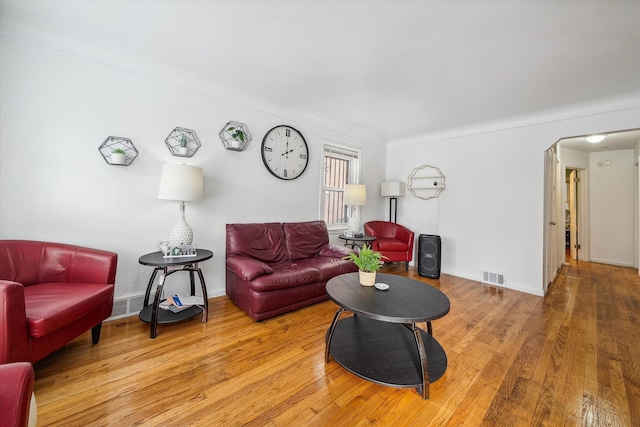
left=0, top=362, right=35, bottom=427
left=364, top=221, right=415, bottom=270
left=0, top=240, right=117, bottom=364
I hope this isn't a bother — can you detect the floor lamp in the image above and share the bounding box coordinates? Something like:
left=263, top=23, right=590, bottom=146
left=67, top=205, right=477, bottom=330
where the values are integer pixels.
left=381, top=181, right=405, bottom=223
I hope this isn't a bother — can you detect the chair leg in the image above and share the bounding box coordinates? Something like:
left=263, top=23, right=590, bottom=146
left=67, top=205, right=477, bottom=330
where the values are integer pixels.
left=91, top=323, right=102, bottom=345
left=405, top=261, right=409, bottom=271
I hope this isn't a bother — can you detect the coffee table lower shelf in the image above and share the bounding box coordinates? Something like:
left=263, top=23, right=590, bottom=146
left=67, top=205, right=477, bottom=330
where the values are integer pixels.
left=327, top=316, right=447, bottom=395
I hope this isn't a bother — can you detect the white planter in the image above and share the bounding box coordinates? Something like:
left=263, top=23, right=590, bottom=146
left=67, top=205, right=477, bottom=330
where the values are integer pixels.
left=111, top=152, right=126, bottom=165
left=178, top=146, right=189, bottom=156
left=359, top=270, right=376, bottom=286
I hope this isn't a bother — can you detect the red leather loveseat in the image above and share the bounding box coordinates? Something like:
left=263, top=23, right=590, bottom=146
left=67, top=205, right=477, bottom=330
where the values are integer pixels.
left=225, top=220, right=358, bottom=321
left=0, top=240, right=117, bottom=364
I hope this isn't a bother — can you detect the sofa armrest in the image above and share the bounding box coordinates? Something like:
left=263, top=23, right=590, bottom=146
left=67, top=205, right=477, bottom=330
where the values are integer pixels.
left=319, top=244, right=355, bottom=258
left=0, top=281, right=30, bottom=364
left=226, top=256, right=273, bottom=281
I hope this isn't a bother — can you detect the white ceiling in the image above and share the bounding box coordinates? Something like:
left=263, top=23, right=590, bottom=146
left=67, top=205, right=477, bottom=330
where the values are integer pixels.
left=559, top=128, right=640, bottom=153
left=1, top=1, right=640, bottom=143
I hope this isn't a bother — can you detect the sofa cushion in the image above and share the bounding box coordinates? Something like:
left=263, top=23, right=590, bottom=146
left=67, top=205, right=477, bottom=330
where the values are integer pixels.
left=249, top=264, right=321, bottom=292
left=283, top=221, right=330, bottom=260
left=226, top=223, right=287, bottom=263
left=226, top=256, right=273, bottom=281
left=24, top=283, right=114, bottom=337
left=294, top=257, right=358, bottom=281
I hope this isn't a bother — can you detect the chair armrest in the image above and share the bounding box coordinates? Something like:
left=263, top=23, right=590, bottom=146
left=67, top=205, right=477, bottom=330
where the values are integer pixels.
left=319, top=244, right=355, bottom=258
left=395, top=226, right=415, bottom=256
left=0, top=281, right=30, bottom=364
left=226, top=256, right=273, bottom=281
left=0, top=362, right=34, bottom=427
left=65, top=247, right=118, bottom=284
left=363, top=224, right=381, bottom=251
left=364, top=223, right=377, bottom=237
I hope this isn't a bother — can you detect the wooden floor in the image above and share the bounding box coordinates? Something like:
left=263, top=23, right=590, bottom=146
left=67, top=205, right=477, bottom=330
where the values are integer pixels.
left=32, top=260, right=640, bottom=426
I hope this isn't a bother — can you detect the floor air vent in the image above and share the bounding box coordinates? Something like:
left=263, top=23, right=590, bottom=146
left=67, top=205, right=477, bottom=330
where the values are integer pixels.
left=482, top=270, right=505, bottom=287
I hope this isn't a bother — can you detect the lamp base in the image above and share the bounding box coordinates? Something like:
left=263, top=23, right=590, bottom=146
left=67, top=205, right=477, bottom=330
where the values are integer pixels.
left=347, top=216, right=360, bottom=236
left=169, top=202, right=193, bottom=247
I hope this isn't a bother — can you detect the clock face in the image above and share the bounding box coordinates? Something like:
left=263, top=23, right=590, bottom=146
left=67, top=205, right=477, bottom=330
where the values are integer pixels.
left=261, top=125, right=309, bottom=180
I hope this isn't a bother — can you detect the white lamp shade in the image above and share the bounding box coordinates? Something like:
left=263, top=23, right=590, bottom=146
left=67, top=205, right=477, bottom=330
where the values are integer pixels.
left=344, top=184, right=366, bottom=206
left=158, top=164, right=203, bottom=202
left=381, top=181, right=406, bottom=197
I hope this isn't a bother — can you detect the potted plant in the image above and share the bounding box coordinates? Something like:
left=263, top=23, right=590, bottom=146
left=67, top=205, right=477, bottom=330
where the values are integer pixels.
left=111, top=148, right=126, bottom=165
left=227, top=126, right=245, bottom=149
left=344, top=244, right=386, bottom=286
left=178, top=135, right=189, bottom=155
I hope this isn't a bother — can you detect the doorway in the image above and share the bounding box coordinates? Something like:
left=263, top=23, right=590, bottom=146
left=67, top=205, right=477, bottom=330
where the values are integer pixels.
left=543, top=128, right=640, bottom=293
left=565, top=168, right=581, bottom=262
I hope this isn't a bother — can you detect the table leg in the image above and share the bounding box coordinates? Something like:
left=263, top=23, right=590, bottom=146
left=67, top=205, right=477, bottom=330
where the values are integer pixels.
left=196, top=268, right=208, bottom=323
left=189, top=269, right=196, bottom=296
left=149, top=270, right=167, bottom=339
left=143, top=267, right=161, bottom=306
left=411, top=323, right=430, bottom=399
left=325, top=308, right=345, bottom=362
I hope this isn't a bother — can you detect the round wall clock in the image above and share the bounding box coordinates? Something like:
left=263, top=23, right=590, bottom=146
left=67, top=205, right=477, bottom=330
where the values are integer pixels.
left=261, top=125, right=309, bottom=180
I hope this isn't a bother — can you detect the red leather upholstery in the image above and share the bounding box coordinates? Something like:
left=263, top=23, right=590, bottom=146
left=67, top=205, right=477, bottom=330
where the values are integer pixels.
left=364, top=221, right=415, bottom=269
left=0, top=240, right=117, bottom=364
left=226, top=221, right=358, bottom=321
left=0, top=362, right=34, bottom=427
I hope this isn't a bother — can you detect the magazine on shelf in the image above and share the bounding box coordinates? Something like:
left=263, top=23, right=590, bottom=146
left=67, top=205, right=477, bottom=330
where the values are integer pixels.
left=159, top=294, right=205, bottom=312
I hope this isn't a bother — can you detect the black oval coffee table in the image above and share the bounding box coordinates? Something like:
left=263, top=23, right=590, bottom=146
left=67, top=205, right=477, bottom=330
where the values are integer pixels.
left=325, top=272, right=450, bottom=399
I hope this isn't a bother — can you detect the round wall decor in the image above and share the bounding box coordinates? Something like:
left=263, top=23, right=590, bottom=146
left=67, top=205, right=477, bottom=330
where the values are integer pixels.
left=261, top=125, right=309, bottom=180
left=407, top=164, right=446, bottom=200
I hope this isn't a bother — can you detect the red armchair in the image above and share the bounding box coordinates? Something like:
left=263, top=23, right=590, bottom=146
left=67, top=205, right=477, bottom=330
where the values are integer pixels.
left=364, top=221, right=415, bottom=270
left=0, top=240, right=117, bottom=364
left=0, top=362, right=35, bottom=427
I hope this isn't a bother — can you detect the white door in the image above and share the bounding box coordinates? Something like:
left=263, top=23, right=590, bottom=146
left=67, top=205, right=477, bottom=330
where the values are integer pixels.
left=569, top=170, right=578, bottom=260
left=544, top=147, right=559, bottom=292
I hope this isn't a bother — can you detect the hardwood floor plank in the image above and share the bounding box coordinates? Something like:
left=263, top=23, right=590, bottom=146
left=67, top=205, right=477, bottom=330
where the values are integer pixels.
left=30, top=261, right=640, bottom=426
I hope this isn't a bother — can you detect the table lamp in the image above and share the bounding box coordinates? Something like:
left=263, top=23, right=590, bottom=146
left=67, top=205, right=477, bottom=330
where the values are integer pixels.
left=381, top=181, right=406, bottom=223
left=343, top=184, right=366, bottom=236
left=157, top=164, right=203, bottom=248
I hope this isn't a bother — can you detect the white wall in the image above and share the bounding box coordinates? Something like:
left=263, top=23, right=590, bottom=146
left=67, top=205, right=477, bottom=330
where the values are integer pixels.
left=0, top=36, right=386, bottom=301
left=589, top=150, right=635, bottom=266
left=387, top=101, right=640, bottom=296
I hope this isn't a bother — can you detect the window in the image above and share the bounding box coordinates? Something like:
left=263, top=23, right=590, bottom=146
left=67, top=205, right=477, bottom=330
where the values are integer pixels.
left=321, top=142, right=361, bottom=231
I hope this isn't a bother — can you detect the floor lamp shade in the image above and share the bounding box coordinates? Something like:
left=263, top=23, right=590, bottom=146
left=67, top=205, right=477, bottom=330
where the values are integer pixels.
left=158, top=164, right=204, bottom=248
left=381, top=181, right=405, bottom=198
left=344, top=184, right=366, bottom=235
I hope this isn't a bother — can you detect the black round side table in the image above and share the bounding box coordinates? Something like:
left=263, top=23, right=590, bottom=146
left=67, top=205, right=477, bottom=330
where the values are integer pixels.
left=138, top=249, right=212, bottom=338
left=338, top=234, right=377, bottom=249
